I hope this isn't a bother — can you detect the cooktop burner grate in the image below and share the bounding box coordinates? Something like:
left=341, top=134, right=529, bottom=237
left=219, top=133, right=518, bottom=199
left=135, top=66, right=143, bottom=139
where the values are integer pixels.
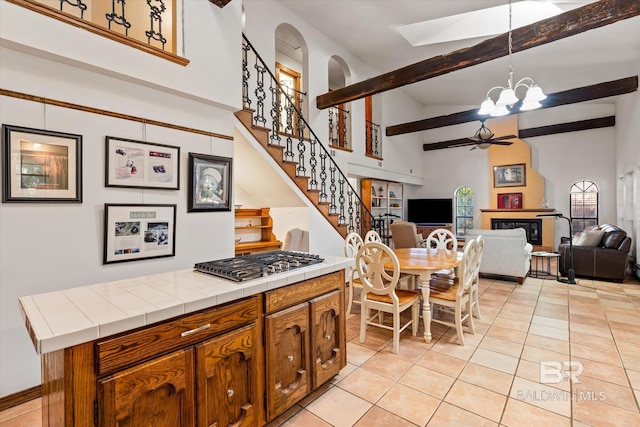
left=194, top=250, right=324, bottom=282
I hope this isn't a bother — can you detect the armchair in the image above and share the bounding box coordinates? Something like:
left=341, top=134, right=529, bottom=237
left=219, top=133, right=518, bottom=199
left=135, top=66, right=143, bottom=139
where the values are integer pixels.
left=390, top=221, right=424, bottom=248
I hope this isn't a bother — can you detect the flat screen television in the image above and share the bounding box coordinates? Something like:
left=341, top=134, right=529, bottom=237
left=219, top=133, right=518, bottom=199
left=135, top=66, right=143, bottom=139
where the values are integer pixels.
left=407, top=198, right=453, bottom=225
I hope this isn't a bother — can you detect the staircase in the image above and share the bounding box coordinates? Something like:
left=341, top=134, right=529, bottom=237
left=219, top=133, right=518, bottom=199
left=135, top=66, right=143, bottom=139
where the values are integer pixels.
left=239, top=34, right=373, bottom=239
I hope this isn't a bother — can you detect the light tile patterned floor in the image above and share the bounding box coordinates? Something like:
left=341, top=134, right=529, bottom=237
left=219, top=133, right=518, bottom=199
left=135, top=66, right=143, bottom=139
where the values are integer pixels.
left=2, top=273, right=640, bottom=427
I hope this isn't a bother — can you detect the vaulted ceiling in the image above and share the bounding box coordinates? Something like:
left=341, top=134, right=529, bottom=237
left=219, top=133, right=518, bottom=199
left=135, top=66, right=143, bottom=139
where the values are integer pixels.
left=276, top=0, right=640, bottom=134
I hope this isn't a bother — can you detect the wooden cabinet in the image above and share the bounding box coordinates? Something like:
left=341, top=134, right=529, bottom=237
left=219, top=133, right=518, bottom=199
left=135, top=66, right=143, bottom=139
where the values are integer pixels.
left=264, top=272, right=345, bottom=421
left=235, top=208, right=282, bottom=255
left=360, top=179, right=403, bottom=242
left=39, top=271, right=345, bottom=427
left=265, top=303, right=310, bottom=420
left=96, top=297, right=262, bottom=427
left=98, top=349, right=195, bottom=426
left=195, top=324, right=260, bottom=427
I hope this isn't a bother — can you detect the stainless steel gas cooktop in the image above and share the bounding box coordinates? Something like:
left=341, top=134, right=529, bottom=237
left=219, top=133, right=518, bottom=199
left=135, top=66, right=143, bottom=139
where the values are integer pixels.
left=194, top=250, right=324, bottom=282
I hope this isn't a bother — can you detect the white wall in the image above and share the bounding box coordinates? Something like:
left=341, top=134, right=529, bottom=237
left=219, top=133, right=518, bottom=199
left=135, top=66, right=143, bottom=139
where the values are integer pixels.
left=243, top=0, right=426, bottom=188
left=0, top=0, right=243, bottom=397
left=417, top=104, right=620, bottom=248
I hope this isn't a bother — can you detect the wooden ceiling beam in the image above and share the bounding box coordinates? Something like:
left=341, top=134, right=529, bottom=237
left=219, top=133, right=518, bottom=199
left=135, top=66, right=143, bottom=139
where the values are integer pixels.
left=391, top=76, right=637, bottom=136
left=423, top=116, right=616, bottom=151
left=316, top=0, right=640, bottom=110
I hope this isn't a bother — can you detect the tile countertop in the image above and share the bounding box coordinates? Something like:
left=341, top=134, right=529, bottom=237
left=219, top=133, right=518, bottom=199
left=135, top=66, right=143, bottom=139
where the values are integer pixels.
left=18, top=254, right=353, bottom=355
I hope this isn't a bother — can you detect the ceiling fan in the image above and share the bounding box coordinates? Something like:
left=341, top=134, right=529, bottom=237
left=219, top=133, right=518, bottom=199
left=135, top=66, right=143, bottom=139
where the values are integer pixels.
left=466, top=121, right=517, bottom=150
left=445, top=120, right=517, bottom=150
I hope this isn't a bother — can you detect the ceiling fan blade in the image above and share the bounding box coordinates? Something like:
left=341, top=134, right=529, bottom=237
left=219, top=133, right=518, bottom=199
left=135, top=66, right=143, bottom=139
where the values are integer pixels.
left=490, top=140, right=514, bottom=145
left=448, top=140, right=477, bottom=148
left=492, top=134, right=518, bottom=141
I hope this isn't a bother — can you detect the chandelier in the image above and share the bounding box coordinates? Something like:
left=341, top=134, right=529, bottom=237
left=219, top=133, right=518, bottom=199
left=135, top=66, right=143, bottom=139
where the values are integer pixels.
left=478, top=0, right=546, bottom=117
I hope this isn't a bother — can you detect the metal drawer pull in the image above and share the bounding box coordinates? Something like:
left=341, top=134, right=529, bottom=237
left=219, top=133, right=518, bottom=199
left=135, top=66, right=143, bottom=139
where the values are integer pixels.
left=227, top=389, right=234, bottom=397
left=287, top=355, right=294, bottom=362
left=325, top=335, right=331, bottom=340
left=181, top=323, right=211, bottom=337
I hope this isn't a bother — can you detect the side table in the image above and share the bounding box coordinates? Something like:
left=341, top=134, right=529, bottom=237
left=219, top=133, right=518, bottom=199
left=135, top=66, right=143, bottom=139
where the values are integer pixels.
left=530, top=251, right=560, bottom=279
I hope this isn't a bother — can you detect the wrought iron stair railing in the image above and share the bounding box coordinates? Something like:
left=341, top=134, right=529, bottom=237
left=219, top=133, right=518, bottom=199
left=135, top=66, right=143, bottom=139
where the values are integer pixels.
left=241, top=34, right=374, bottom=237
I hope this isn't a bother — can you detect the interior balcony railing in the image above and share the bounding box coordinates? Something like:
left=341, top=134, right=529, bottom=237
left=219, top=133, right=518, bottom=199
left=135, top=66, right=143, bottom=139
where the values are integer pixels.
left=8, top=0, right=184, bottom=64
left=328, top=105, right=350, bottom=150
left=242, top=34, right=375, bottom=236
left=365, top=119, right=382, bottom=159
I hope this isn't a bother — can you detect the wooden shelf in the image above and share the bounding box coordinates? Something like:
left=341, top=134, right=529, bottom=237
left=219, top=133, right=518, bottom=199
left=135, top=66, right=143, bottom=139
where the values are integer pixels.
left=235, top=207, right=281, bottom=255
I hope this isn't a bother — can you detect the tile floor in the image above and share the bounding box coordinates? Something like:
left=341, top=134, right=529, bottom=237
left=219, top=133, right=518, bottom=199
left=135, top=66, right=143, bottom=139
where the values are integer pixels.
left=2, top=272, right=640, bottom=427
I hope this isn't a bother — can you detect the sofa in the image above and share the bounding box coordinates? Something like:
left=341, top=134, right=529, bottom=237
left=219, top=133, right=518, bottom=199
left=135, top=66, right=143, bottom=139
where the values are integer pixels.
left=558, top=224, right=631, bottom=282
left=465, top=228, right=533, bottom=283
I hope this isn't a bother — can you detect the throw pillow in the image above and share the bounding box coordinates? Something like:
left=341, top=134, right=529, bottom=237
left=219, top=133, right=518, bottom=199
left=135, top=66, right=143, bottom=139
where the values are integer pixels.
left=602, top=230, right=627, bottom=249
left=573, top=230, right=605, bottom=247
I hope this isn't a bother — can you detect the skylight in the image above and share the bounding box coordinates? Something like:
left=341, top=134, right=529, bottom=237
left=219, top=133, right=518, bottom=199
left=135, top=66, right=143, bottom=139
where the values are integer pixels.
left=390, top=1, right=598, bottom=47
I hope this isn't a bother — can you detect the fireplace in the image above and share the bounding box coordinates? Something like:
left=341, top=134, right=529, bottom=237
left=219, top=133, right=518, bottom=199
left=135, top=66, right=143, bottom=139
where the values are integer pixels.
left=491, top=218, right=542, bottom=245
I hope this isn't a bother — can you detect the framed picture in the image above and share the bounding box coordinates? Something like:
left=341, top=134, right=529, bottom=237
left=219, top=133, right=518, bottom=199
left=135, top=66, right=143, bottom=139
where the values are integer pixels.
left=188, top=153, right=232, bottom=212
left=2, top=124, right=82, bottom=202
left=498, top=192, right=523, bottom=209
left=494, top=163, right=526, bottom=188
left=105, top=136, right=179, bottom=189
left=103, top=204, right=176, bottom=264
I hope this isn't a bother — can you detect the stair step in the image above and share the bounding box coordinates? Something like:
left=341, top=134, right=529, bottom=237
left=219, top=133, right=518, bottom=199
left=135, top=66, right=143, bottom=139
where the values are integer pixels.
left=238, top=107, right=357, bottom=239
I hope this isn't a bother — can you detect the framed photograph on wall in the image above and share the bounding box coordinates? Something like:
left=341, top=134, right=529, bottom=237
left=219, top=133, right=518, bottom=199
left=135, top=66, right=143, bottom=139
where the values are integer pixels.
left=105, top=136, right=180, bottom=189
left=103, top=204, right=176, bottom=264
left=188, top=153, right=232, bottom=212
left=494, top=163, right=526, bottom=188
left=2, top=124, right=82, bottom=202
left=498, top=192, right=523, bottom=209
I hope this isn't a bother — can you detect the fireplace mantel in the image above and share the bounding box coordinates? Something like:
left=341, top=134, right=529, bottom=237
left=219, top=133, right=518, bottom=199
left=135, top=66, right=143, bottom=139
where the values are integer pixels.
left=480, top=209, right=556, bottom=213
left=479, top=208, right=556, bottom=251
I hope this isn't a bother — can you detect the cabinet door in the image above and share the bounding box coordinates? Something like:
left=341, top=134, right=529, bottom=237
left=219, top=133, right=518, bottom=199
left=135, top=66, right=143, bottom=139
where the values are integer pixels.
left=98, top=349, right=194, bottom=427
left=195, top=324, right=260, bottom=427
left=310, top=290, right=343, bottom=389
left=265, top=303, right=310, bottom=421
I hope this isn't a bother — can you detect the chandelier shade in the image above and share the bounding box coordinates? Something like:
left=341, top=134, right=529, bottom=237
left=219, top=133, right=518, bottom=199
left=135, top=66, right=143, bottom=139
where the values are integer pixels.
left=478, top=0, right=545, bottom=116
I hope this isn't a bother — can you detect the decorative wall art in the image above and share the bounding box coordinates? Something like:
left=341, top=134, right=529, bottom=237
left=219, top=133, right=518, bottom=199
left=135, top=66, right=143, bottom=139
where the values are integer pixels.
left=2, top=124, right=82, bottom=202
left=105, top=136, right=180, bottom=189
left=494, top=163, right=526, bottom=188
left=103, top=204, right=176, bottom=264
left=498, top=192, right=523, bottom=210
left=188, top=153, right=232, bottom=212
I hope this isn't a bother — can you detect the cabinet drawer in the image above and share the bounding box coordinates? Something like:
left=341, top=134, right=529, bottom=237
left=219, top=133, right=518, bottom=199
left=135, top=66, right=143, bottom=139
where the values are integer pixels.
left=265, top=271, right=343, bottom=314
left=96, top=296, right=259, bottom=376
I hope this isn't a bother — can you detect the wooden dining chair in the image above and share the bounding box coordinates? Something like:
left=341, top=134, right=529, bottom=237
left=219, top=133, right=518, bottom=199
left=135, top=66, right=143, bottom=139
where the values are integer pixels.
left=364, top=229, right=382, bottom=243
left=471, top=235, right=484, bottom=319
left=344, top=232, right=364, bottom=314
left=356, top=241, right=420, bottom=354
left=425, top=228, right=457, bottom=250
left=427, top=238, right=477, bottom=346
left=426, top=228, right=458, bottom=277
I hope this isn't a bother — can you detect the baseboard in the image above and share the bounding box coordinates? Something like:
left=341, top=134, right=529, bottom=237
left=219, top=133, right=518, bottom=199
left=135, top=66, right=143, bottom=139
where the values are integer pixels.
left=0, top=385, right=41, bottom=411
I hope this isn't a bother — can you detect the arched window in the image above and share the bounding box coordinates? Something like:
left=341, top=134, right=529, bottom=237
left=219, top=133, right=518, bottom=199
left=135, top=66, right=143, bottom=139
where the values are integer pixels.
left=455, top=186, right=474, bottom=238
left=570, top=181, right=599, bottom=234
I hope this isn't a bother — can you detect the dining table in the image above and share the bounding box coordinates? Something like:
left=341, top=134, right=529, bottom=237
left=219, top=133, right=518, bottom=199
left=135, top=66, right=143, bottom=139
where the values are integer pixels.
left=390, top=247, right=463, bottom=343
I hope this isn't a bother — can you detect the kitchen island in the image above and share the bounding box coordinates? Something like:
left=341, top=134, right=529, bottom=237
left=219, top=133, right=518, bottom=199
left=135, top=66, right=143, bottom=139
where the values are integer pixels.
left=19, top=253, right=352, bottom=426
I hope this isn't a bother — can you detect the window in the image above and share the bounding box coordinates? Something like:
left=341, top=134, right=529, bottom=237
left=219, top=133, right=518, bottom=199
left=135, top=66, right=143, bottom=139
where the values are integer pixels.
left=275, top=62, right=302, bottom=135
left=570, top=181, right=599, bottom=234
left=455, top=186, right=474, bottom=238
